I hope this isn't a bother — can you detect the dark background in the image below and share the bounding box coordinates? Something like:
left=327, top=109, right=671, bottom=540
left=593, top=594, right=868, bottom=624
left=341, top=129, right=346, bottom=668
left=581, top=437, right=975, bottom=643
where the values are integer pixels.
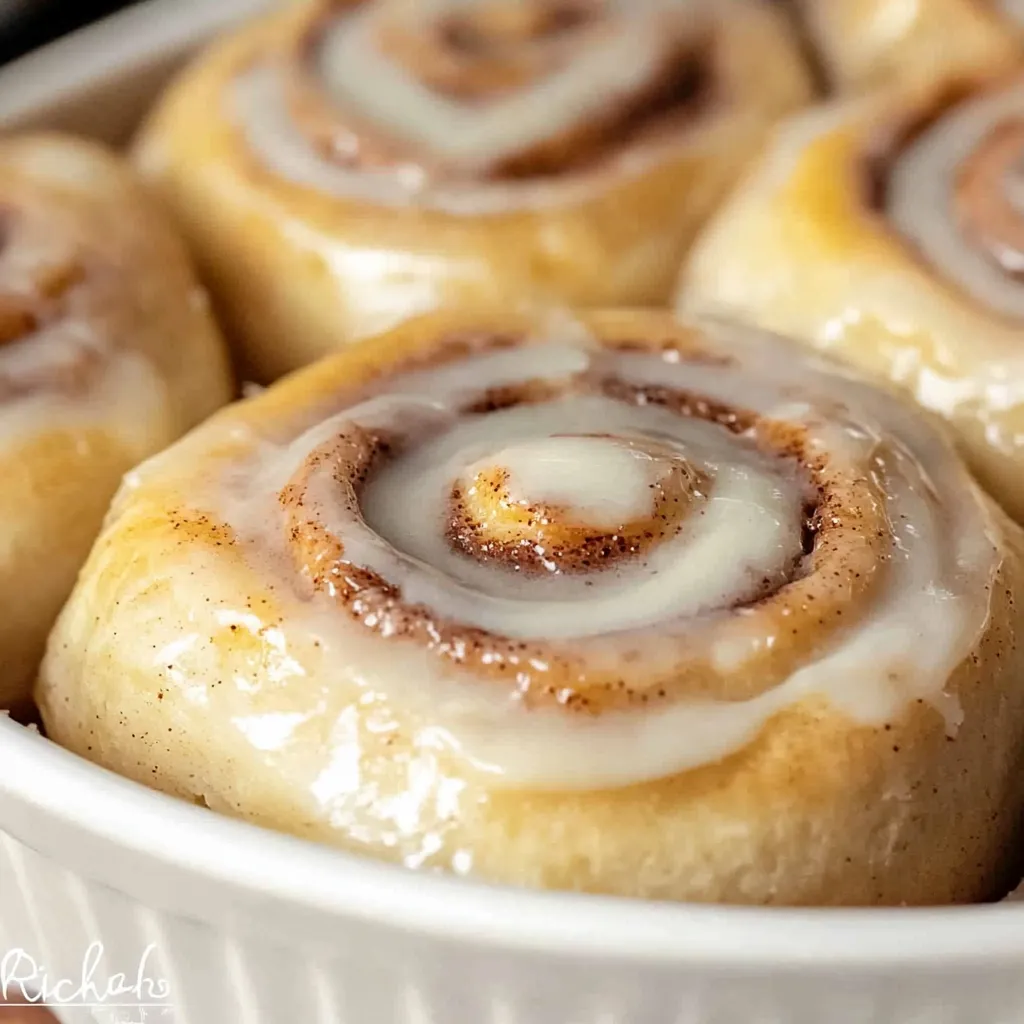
left=0, top=0, right=141, bottom=65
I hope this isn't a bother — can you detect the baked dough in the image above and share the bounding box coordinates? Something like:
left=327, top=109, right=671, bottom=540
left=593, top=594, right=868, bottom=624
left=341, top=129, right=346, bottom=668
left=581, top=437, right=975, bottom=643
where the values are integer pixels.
left=38, top=308, right=1024, bottom=906
left=0, top=134, right=231, bottom=713
left=133, top=0, right=812, bottom=381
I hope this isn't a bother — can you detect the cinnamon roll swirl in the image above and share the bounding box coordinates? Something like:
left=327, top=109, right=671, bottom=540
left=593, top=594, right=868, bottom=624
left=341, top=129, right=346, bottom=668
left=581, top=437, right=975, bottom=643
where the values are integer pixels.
left=678, top=73, right=1024, bottom=524
left=132, top=0, right=812, bottom=381
left=793, top=0, right=1023, bottom=92
left=37, top=309, right=1024, bottom=906
left=0, top=134, right=231, bottom=714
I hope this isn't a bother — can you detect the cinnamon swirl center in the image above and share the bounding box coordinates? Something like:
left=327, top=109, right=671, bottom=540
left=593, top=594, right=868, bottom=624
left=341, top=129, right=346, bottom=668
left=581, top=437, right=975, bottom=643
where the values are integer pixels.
left=448, top=434, right=708, bottom=574
left=0, top=211, right=81, bottom=346
left=386, top=0, right=602, bottom=101
left=0, top=207, right=100, bottom=400
left=279, top=0, right=713, bottom=179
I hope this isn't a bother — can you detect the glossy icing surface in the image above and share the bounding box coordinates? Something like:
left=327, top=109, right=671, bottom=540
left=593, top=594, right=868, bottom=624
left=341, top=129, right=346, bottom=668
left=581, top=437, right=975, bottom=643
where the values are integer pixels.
left=170, top=317, right=1001, bottom=790
left=0, top=133, right=230, bottom=712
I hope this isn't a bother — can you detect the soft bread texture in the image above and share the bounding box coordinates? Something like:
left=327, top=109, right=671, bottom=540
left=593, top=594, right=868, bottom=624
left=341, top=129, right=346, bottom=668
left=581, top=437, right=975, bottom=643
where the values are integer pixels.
left=794, top=0, right=1021, bottom=91
left=131, top=0, right=812, bottom=382
left=37, top=309, right=1024, bottom=906
left=678, top=78, right=1024, bottom=526
left=0, top=134, right=231, bottom=713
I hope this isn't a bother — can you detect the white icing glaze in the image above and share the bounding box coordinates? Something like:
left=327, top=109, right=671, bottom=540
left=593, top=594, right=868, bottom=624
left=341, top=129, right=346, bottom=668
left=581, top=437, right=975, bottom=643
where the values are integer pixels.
left=231, top=0, right=713, bottom=212
left=209, top=319, right=999, bottom=790
left=479, top=435, right=663, bottom=528
left=0, top=351, right=170, bottom=456
left=888, top=82, right=1024, bottom=320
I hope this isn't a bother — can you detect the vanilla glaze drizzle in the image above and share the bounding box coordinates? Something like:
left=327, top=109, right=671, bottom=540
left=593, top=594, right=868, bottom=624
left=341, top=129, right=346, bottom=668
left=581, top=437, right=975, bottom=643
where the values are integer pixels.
left=202, top=317, right=999, bottom=790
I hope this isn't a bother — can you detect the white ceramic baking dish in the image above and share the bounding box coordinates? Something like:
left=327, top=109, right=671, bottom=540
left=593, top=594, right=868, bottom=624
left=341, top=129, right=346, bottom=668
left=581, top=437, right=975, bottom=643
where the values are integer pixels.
left=0, top=3, right=1023, bottom=1022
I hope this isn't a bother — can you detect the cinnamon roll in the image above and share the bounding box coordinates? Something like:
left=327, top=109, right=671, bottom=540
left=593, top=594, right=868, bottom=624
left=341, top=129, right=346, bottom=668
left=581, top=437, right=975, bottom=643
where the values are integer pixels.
left=793, top=0, right=1023, bottom=92
left=132, top=0, right=812, bottom=382
left=678, top=73, right=1024, bottom=524
left=0, top=134, right=231, bottom=714
left=37, top=308, right=1024, bottom=906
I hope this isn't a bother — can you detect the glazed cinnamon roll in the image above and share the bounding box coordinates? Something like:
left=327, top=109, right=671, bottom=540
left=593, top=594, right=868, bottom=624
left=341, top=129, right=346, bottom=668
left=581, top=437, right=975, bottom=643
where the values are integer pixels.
left=37, top=309, right=1024, bottom=906
left=0, top=134, right=231, bottom=714
left=793, top=0, right=1023, bottom=91
left=132, top=0, right=812, bottom=381
left=678, top=73, right=1024, bottom=524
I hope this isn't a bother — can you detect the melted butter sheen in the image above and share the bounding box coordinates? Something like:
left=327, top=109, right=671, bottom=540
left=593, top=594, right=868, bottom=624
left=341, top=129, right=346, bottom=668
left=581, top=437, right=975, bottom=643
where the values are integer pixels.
left=210, top=322, right=1001, bottom=790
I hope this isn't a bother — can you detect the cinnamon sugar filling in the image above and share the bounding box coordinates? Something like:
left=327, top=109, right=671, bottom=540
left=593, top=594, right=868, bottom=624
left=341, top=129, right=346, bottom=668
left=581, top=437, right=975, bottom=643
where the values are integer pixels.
left=866, top=82, right=978, bottom=212
left=389, top=0, right=604, bottom=101
left=0, top=211, right=82, bottom=346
